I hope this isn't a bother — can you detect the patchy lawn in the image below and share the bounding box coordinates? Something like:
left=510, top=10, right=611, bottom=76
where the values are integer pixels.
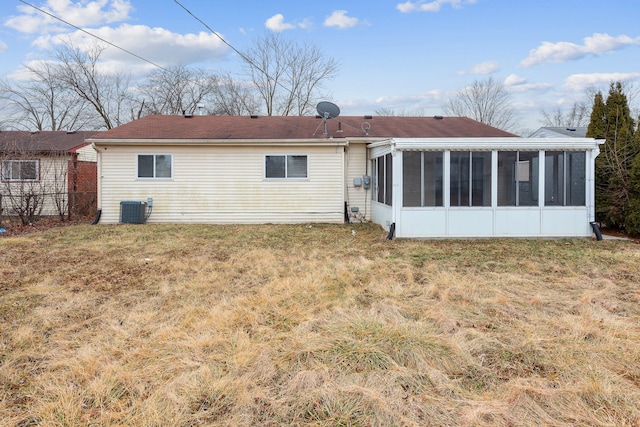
left=1, top=223, right=639, bottom=426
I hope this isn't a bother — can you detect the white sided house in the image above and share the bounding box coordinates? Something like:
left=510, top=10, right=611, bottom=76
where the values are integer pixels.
left=1, top=131, right=98, bottom=220
left=88, top=114, right=601, bottom=238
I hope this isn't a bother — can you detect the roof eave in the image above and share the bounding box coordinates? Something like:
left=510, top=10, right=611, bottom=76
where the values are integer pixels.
left=88, top=138, right=350, bottom=147
left=383, top=137, right=602, bottom=151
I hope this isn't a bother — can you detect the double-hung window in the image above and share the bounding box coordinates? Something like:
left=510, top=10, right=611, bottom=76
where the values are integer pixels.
left=265, top=155, right=308, bottom=178
left=137, top=154, right=172, bottom=179
left=1, top=160, right=39, bottom=181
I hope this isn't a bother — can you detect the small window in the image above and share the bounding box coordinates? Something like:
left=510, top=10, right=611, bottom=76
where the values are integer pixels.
left=265, top=155, right=307, bottom=178
left=137, top=154, right=172, bottom=179
left=1, top=160, right=39, bottom=181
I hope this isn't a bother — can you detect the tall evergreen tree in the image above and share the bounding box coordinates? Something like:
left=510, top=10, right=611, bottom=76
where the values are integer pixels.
left=587, top=82, right=637, bottom=228
left=625, top=120, right=640, bottom=235
left=586, top=92, right=606, bottom=138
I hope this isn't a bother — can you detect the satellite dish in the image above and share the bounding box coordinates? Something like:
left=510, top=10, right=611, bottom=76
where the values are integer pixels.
left=316, top=101, right=340, bottom=135
left=317, top=101, right=340, bottom=119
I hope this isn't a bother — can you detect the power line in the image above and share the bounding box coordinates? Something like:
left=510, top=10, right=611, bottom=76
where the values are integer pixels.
left=17, top=0, right=350, bottom=126
left=17, top=0, right=171, bottom=73
left=171, top=0, right=272, bottom=86
left=172, top=0, right=360, bottom=130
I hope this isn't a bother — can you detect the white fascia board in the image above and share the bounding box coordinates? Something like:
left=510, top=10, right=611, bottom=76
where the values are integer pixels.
left=391, top=137, right=602, bottom=151
left=88, top=138, right=349, bottom=147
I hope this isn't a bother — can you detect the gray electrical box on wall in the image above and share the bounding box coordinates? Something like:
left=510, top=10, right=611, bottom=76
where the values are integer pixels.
left=363, top=175, right=371, bottom=189
left=353, top=177, right=362, bottom=187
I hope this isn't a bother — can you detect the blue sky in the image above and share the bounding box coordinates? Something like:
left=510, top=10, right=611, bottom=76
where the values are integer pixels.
left=1, top=0, right=640, bottom=132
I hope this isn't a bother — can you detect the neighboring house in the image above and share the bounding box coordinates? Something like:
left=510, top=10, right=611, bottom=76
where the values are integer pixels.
left=530, top=127, right=588, bottom=138
left=0, top=131, right=98, bottom=221
left=88, top=114, right=602, bottom=238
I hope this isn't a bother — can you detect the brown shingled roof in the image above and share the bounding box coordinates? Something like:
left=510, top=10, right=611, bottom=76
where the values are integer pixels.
left=0, top=131, right=100, bottom=153
left=88, top=115, right=516, bottom=141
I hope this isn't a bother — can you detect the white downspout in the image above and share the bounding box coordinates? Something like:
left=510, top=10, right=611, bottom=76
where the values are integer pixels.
left=92, top=143, right=102, bottom=214
left=390, top=139, right=399, bottom=237
left=589, top=141, right=604, bottom=224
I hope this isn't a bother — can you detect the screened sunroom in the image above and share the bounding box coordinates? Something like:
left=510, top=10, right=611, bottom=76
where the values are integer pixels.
left=368, top=138, right=602, bottom=238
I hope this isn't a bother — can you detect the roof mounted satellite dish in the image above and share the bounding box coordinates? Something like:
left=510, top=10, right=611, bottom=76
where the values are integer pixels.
left=316, top=101, right=341, bottom=135
left=317, top=101, right=340, bottom=119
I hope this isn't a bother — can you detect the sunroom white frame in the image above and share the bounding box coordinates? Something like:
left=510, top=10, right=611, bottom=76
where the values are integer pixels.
left=369, top=137, right=603, bottom=238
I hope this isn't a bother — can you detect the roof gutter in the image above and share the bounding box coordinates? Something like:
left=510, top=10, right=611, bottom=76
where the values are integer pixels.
left=392, top=137, right=602, bottom=151
left=88, top=138, right=350, bottom=147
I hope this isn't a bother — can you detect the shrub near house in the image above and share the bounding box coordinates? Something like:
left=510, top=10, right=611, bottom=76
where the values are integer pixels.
left=0, top=131, right=98, bottom=225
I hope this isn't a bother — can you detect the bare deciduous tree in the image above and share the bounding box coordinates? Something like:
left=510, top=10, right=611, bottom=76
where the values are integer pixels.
left=443, top=77, right=518, bottom=131
left=1, top=142, right=44, bottom=224
left=0, top=61, right=93, bottom=131
left=242, top=32, right=339, bottom=116
left=137, top=65, right=219, bottom=116
left=53, top=41, right=135, bottom=129
left=210, top=73, right=261, bottom=116
left=540, top=101, right=590, bottom=128
left=374, top=107, right=426, bottom=116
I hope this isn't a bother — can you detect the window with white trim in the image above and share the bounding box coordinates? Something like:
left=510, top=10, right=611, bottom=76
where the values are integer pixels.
left=137, top=154, right=172, bottom=178
left=265, top=155, right=307, bottom=178
left=1, top=160, right=39, bottom=181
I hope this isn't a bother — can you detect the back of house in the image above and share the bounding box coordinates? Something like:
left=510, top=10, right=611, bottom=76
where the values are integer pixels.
left=88, top=114, right=601, bottom=238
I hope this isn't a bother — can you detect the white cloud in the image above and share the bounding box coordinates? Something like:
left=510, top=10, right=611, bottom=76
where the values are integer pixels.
left=375, top=90, right=445, bottom=105
left=31, top=24, right=229, bottom=75
left=397, top=0, right=477, bottom=13
left=563, top=72, right=640, bottom=91
left=265, top=14, right=296, bottom=32
left=264, top=14, right=311, bottom=32
left=458, top=60, right=499, bottom=75
left=0, top=40, right=7, bottom=52
left=4, top=0, right=133, bottom=34
left=504, top=74, right=527, bottom=86
left=521, top=33, right=640, bottom=67
left=324, top=10, right=360, bottom=29
left=504, top=73, right=552, bottom=93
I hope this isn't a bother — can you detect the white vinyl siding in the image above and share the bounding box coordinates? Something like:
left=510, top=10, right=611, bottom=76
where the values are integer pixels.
left=97, top=145, right=344, bottom=224
left=344, top=142, right=370, bottom=221
left=77, top=144, right=97, bottom=162
left=0, top=156, right=69, bottom=217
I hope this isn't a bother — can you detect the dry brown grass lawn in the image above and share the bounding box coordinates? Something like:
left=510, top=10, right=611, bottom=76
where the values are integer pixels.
left=1, top=223, right=639, bottom=426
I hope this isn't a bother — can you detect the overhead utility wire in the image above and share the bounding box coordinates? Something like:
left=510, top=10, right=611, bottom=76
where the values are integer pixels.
left=172, top=0, right=272, bottom=88
left=18, top=0, right=171, bottom=73
left=172, top=0, right=367, bottom=134
left=19, top=0, right=360, bottom=133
